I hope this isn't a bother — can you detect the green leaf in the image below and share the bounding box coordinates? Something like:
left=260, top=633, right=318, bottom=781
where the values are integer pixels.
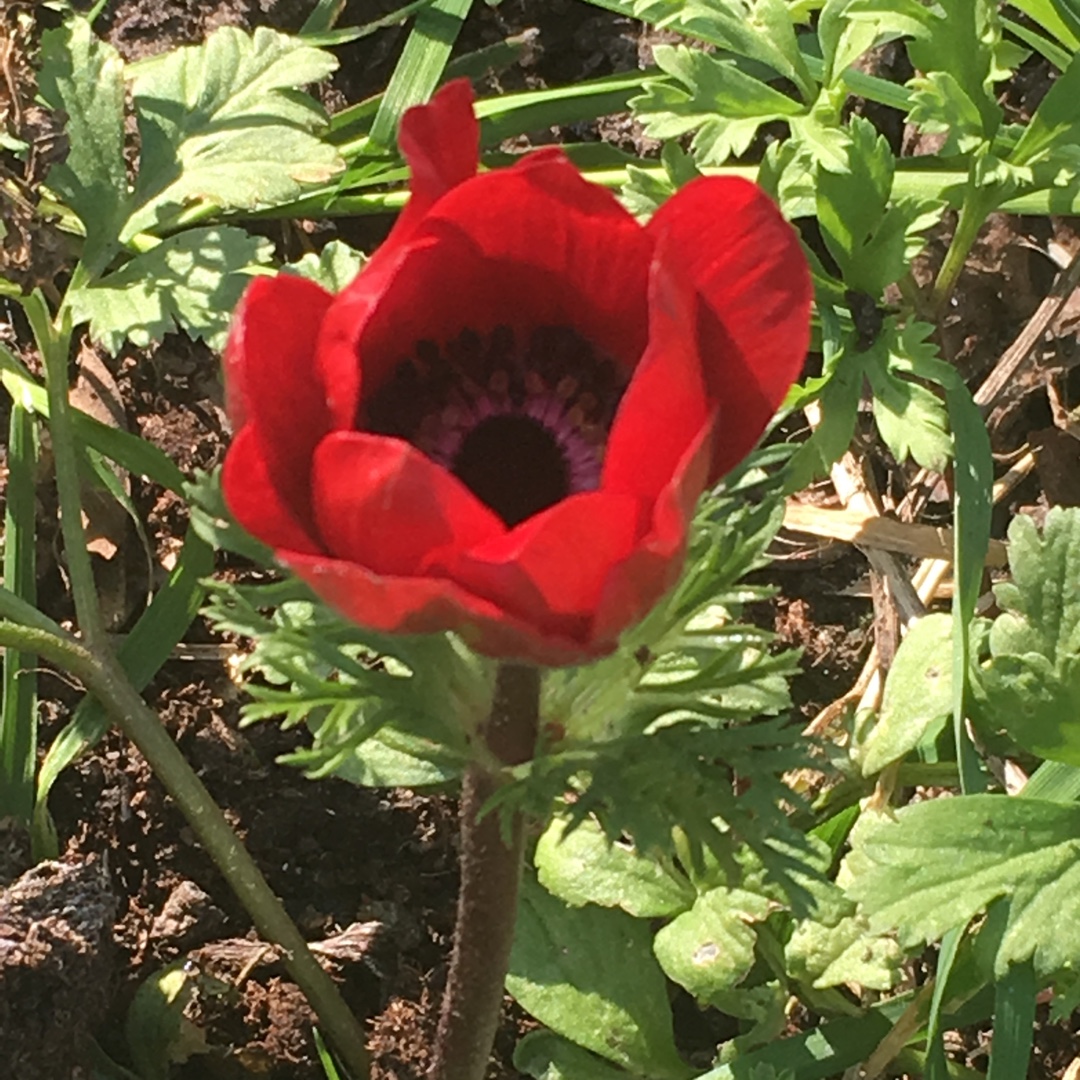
left=508, top=877, right=689, bottom=1079
left=633, top=0, right=815, bottom=102
left=515, top=1031, right=640, bottom=1080
left=68, top=226, right=273, bottom=352
left=536, top=814, right=695, bottom=918
left=281, top=239, right=366, bottom=292
left=786, top=909, right=905, bottom=991
left=37, top=17, right=127, bottom=270
left=866, top=323, right=953, bottom=472
left=126, top=26, right=342, bottom=237
left=632, top=45, right=804, bottom=166
left=845, top=796, right=1080, bottom=978
left=653, top=886, right=773, bottom=1002
left=975, top=509, right=1080, bottom=765
left=901, top=0, right=1007, bottom=143
left=125, top=961, right=209, bottom=1079
left=817, top=0, right=892, bottom=88
left=860, top=613, right=954, bottom=775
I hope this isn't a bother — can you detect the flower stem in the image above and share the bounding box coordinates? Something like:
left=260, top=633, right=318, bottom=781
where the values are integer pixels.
left=430, top=663, right=541, bottom=1080
left=0, top=618, right=373, bottom=1078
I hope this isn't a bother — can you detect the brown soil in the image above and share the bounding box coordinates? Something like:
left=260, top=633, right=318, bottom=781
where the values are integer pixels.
left=2, top=1, right=1080, bottom=1079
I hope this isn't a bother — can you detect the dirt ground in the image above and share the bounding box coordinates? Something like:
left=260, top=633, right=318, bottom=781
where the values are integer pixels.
left=2, top=0, right=1080, bottom=1078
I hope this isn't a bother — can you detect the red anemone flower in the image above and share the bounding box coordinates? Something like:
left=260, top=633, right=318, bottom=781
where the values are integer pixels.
left=222, top=80, right=812, bottom=666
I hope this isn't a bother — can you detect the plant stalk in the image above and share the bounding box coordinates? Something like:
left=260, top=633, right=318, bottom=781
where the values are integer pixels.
left=0, top=619, right=373, bottom=1078
left=430, top=663, right=541, bottom=1080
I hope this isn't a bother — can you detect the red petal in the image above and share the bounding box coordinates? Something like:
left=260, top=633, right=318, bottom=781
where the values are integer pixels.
left=311, top=431, right=503, bottom=576
left=395, top=79, right=479, bottom=234
left=438, top=491, right=644, bottom=642
left=222, top=426, right=322, bottom=556
left=279, top=551, right=614, bottom=665
left=647, top=176, right=812, bottom=480
left=315, top=80, right=479, bottom=431
left=594, top=418, right=714, bottom=643
left=602, top=254, right=711, bottom=503
left=224, top=274, right=334, bottom=521
left=357, top=151, right=653, bottom=378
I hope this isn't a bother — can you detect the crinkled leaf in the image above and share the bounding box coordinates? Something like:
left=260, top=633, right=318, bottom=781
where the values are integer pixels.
left=653, top=886, right=774, bottom=1002
left=860, top=613, right=954, bottom=775
left=992, top=509, right=1080, bottom=663
left=975, top=509, right=1080, bottom=765
left=68, top=226, right=273, bottom=352
left=845, top=796, right=1080, bottom=978
left=632, top=46, right=804, bottom=166
left=786, top=909, right=905, bottom=991
left=508, top=877, right=689, bottom=1079
left=536, top=814, right=695, bottom=918
left=281, top=240, right=366, bottom=292
left=126, top=26, right=343, bottom=237
left=37, top=17, right=127, bottom=270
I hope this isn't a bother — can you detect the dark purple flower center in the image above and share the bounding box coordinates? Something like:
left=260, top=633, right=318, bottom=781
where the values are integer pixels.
left=362, top=325, right=627, bottom=527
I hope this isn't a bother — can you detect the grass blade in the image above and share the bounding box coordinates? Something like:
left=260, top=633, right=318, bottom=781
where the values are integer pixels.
left=368, top=0, right=473, bottom=149
left=987, top=960, right=1037, bottom=1080
left=0, top=405, right=39, bottom=822
left=945, top=382, right=993, bottom=794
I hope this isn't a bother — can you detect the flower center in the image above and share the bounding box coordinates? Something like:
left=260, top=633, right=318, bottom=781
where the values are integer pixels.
left=362, top=326, right=627, bottom=527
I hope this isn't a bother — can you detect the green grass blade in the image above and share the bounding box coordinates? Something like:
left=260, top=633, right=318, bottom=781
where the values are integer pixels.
left=31, top=527, right=213, bottom=857
left=300, top=0, right=347, bottom=34
left=1001, top=16, right=1073, bottom=70
left=1010, top=0, right=1080, bottom=51
left=368, top=0, right=473, bottom=149
left=0, top=362, right=186, bottom=494
left=1021, top=760, right=1080, bottom=802
left=0, top=405, right=39, bottom=822
left=475, top=73, right=645, bottom=144
left=945, top=382, right=993, bottom=794
left=987, top=960, right=1037, bottom=1080
left=925, top=926, right=964, bottom=1080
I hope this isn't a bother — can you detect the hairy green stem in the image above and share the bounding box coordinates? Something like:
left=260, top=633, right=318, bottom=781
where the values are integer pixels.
left=0, top=619, right=372, bottom=1077
left=430, top=663, right=541, bottom=1080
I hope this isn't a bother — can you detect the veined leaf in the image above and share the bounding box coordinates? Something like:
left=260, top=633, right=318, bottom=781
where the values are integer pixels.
left=125, top=26, right=342, bottom=237
left=38, top=17, right=127, bottom=271
left=846, top=796, right=1080, bottom=978
left=859, top=613, right=954, bottom=775
left=536, top=814, right=694, bottom=918
left=68, top=226, right=273, bottom=352
left=507, top=876, right=689, bottom=1079
left=281, top=239, right=366, bottom=292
